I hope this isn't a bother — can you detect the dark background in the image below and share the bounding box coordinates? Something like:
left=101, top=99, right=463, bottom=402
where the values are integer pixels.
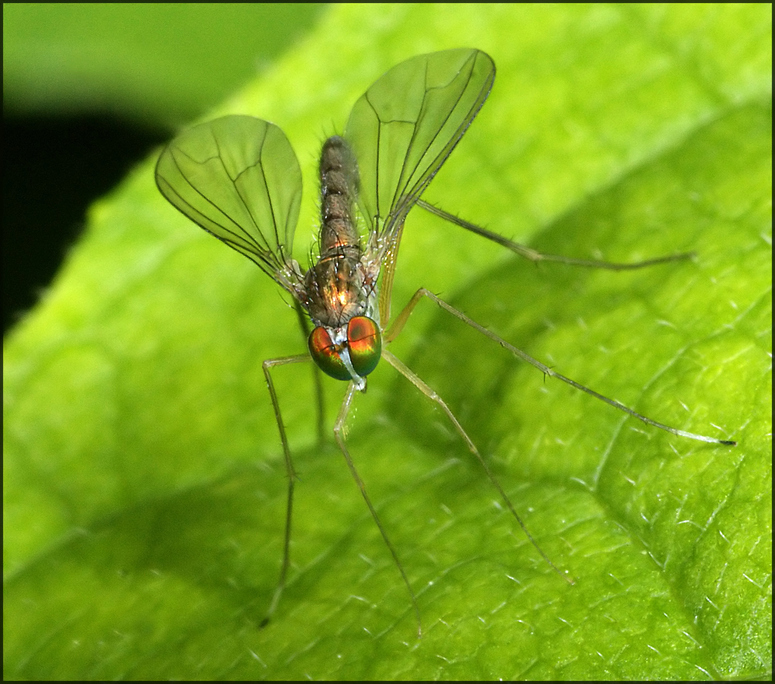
left=3, top=116, right=166, bottom=333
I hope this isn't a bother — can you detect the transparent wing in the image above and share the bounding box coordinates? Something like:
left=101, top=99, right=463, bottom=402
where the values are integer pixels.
left=155, top=115, right=303, bottom=289
left=344, top=49, right=495, bottom=245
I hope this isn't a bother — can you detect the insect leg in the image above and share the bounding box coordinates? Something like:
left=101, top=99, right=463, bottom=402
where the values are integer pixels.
left=260, top=353, right=312, bottom=628
left=333, top=381, right=423, bottom=637
left=385, top=288, right=736, bottom=446
left=417, top=199, right=695, bottom=270
left=293, top=299, right=326, bottom=445
left=382, top=349, right=573, bottom=587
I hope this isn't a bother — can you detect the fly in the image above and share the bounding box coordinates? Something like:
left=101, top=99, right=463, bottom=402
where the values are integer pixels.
left=155, top=48, right=736, bottom=636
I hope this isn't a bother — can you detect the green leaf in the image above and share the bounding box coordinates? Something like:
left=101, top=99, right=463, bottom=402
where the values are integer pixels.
left=4, top=4, right=771, bottom=680
left=3, top=3, right=326, bottom=124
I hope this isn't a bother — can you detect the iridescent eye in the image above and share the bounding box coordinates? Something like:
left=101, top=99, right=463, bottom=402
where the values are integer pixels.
left=307, top=317, right=381, bottom=381
left=308, top=327, right=351, bottom=381
left=347, top=316, right=381, bottom=377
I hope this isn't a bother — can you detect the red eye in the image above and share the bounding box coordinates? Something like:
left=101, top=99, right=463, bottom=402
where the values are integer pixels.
left=347, top=316, right=381, bottom=377
left=308, top=327, right=351, bottom=381
left=308, top=317, right=382, bottom=381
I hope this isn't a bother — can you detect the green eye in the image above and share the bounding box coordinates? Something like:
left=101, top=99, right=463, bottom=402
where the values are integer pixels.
left=346, top=316, right=381, bottom=377
left=307, top=317, right=381, bottom=382
left=307, top=326, right=351, bottom=382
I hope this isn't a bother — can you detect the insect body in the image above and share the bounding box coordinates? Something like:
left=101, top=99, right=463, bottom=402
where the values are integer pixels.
left=156, top=49, right=735, bottom=634
left=305, top=136, right=381, bottom=385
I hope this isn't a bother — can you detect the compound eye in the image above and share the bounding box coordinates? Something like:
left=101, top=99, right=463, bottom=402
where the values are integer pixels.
left=347, top=316, right=381, bottom=377
left=308, top=327, right=351, bottom=381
